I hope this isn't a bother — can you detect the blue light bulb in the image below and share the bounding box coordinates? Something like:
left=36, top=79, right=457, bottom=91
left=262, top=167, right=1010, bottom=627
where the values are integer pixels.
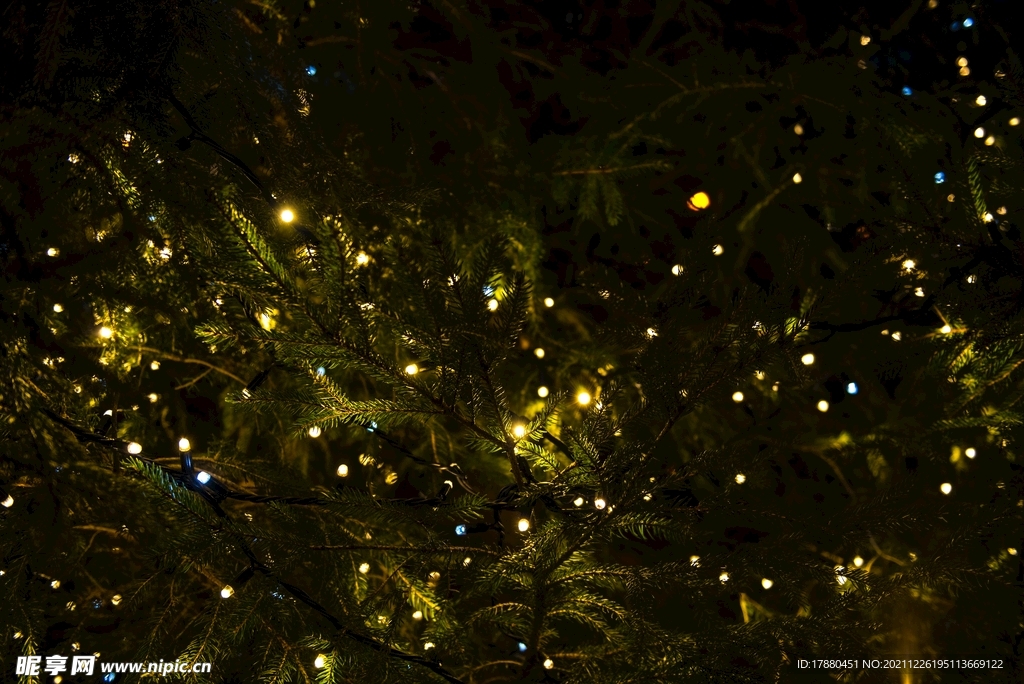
left=368, top=421, right=377, bottom=432
left=317, top=366, right=326, bottom=376
left=105, top=674, right=116, bottom=682
left=934, top=172, right=945, bottom=184
left=306, top=65, right=317, bottom=75
left=455, top=524, right=467, bottom=536
left=951, top=21, right=961, bottom=31
left=902, top=86, right=912, bottom=96
left=483, top=285, right=494, bottom=296
left=963, top=18, right=974, bottom=27
left=846, top=382, right=859, bottom=395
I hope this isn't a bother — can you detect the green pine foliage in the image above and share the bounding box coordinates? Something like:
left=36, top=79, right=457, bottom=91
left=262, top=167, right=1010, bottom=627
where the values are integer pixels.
left=3, top=1, right=1024, bottom=683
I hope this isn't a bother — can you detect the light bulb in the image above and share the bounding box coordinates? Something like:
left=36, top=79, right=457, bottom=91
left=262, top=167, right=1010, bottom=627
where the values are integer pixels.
left=941, top=324, right=952, bottom=334
left=846, top=382, right=858, bottom=394
left=487, top=299, right=499, bottom=311
left=959, top=66, right=970, bottom=76
left=754, top=370, right=765, bottom=380
left=359, top=562, right=370, bottom=574
left=518, top=642, right=527, bottom=653
left=533, top=348, right=546, bottom=359
left=178, top=437, right=191, bottom=452
left=573, top=497, right=584, bottom=507
left=761, top=578, right=773, bottom=589
left=47, top=247, right=59, bottom=257
left=53, top=303, right=63, bottom=312
left=1011, top=117, right=1021, bottom=126
left=915, top=287, right=925, bottom=297
left=735, top=473, right=746, bottom=484
left=424, top=642, right=435, bottom=650
left=2, top=495, right=14, bottom=508
left=543, top=658, right=554, bottom=670
left=543, top=297, right=554, bottom=307
left=965, top=448, right=976, bottom=458
left=671, top=264, right=684, bottom=276
left=405, top=363, right=419, bottom=375
left=852, top=556, right=864, bottom=568
left=801, top=353, right=815, bottom=365
left=196, top=471, right=211, bottom=484
left=646, top=327, right=658, bottom=338
left=308, top=426, right=322, bottom=438
left=940, top=482, right=952, bottom=495
left=412, top=610, right=423, bottom=620
left=455, top=524, right=467, bottom=536
left=220, top=585, right=234, bottom=598
left=859, top=34, right=870, bottom=45
left=314, top=654, right=326, bottom=669
left=127, top=442, right=142, bottom=455
left=148, top=393, right=159, bottom=403
left=463, top=556, right=472, bottom=566
left=976, top=95, right=987, bottom=106
left=817, top=400, right=829, bottom=412
left=279, top=208, right=295, bottom=223
left=99, top=326, right=113, bottom=339
left=1009, top=548, right=1018, bottom=556
left=337, top=464, right=349, bottom=477
left=687, top=191, right=710, bottom=211
left=594, top=498, right=607, bottom=510
left=712, top=244, right=724, bottom=255
left=792, top=172, right=803, bottom=184
left=985, top=136, right=995, bottom=146
left=974, top=127, right=985, bottom=138
left=902, top=259, right=916, bottom=271
left=793, top=124, right=804, bottom=135
left=537, top=386, right=549, bottom=398
left=150, top=360, right=160, bottom=370
left=355, top=252, right=370, bottom=265
left=517, top=518, right=530, bottom=532
left=957, top=57, right=968, bottom=67
left=690, top=555, right=700, bottom=567
left=731, top=391, right=744, bottom=403
left=577, top=391, right=591, bottom=405
left=512, top=424, right=526, bottom=438
left=719, top=572, right=729, bottom=583
left=111, top=594, right=122, bottom=606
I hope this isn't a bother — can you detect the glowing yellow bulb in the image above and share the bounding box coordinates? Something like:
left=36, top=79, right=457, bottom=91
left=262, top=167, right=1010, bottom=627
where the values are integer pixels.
left=984, top=212, right=994, bottom=222
left=712, top=244, right=724, bottom=256
left=111, top=594, right=122, bottom=606
left=1009, top=548, right=1018, bottom=556
left=543, top=659, right=554, bottom=670
left=940, top=482, right=952, bottom=495
left=424, top=642, right=435, bottom=650
left=178, top=438, right=191, bottom=452
left=985, top=136, right=995, bottom=146
left=859, top=35, right=871, bottom=45
left=735, top=473, right=746, bottom=484
left=957, top=57, right=968, bottom=67
left=279, top=208, right=295, bottom=223
left=793, top=124, right=804, bottom=135
left=314, top=654, right=326, bottom=669
left=543, top=297, right=554, bottom=307
left=573, top=497, right=584, bottom=507
left=965, top=448, right=976, bottom=458
left=594, top=498, right=607, bottom=510
left=1010, top=117, right=1020, bottom=126
left=148, top=393, right=159, bottom=403
left=801, top=353, right=815, bottom=365
left=51, top=579, right=61, bottom=589
left=853, top=556, right=864, bottom=568
left=792, top=172, right=803, bottom=184
left=308, top=426, right=322, bottom=438
left=534, top=348, right=545, bottom=359
left=902, top=259, right=916, bottom=271
left=646, top=327, right=658, bottom=338
left=976, top=95, right=987, bottom=106
left=959, top=66, right=970, bottom=76
left=719, top=572, right=729, bottom=583
left=997, top=206, right=1007, bottom=215
left=974, top=127, right=985, bottom=138
left=761, top=578, right=773, bottom=589
left=915, top=287, right=925, bottom=297
left=487, top=299, right=498, bottom=311
left=517, top=518, right=530, bottom=532
left=687, top=191, right=711, bottom=211
left=537, top=386, right=549, bottom=398
left=817, top=400, right=829, bottom=412
left=689, top=555, right=700, bottom=567
left=47, top=247, right=59, bottom=257
left=512, top=424, right=526, bottom=438
left=405, top=363, right=419, bottom=375
left=1, top=495, right=13, bottom=508
left=53, top=303, right=63, bottom=312
left=941, top=325, right=952, bottom=334
left=127, top=442, right=142, bottom=455
left=359, top=562, right=370, bottom=574
left=355, top=251, right=370, bottom=265
left=220, top=585, right=234, bottom=599
left=731, top=391, right=744, bottom=403
left=671, top=264, right=684, bottom=276
left=337, top=464, right=349, bottom=477
left=99, top=326, right=113, bottom=339
left=577, top=391, right=591, bottom=405
left=412, top=610, right=423, bottom=620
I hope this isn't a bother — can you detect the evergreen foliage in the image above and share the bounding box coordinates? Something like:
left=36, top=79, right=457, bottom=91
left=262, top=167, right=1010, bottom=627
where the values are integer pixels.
left=2, top=1, right=1023, bottom=682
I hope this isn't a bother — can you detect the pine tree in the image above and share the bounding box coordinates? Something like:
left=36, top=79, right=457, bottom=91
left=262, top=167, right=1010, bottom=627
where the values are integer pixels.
left=3, top=1, right=1023, bottom=683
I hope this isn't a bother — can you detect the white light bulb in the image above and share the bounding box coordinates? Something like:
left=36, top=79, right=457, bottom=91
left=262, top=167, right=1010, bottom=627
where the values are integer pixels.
left=852, top=556, right=864, bottom=568
left=2, top=495, right=14, bottom=508
left=731, top=391, right=744, bottom=403
left=196, top=471, right=211, bottom=484
left=99, top=326, right=113, bottom=339
left=965, top=448, right=976, bottom=459
left=405, top=363, right=419, bottom=375
left=355, top=252, right=370, bottom=265
left=690, top=555, right=700, bottom=567
left=543, top=659, right=554, bottom=670
left=359, top=562, right=370, bottom=574
left=308, top=426, right=322, bottom=438
left=148, top=393, right=159, bottom=403
left=221, top=585, right=234, bottom=599
left=761, top=578, right=773, bottom=589
left=487, top=299, right=498, bottom=311
left=941, top=324, right=952, bottom=334
left=517, top=518, right=530, bottom=532
left=976, top=95, right=987, bottom=106
left=671, top=264, right=684, bottom=276
left=974, top=127, right=985, bottom=138
left=512, top=424, right=526, bottom=438
left=537, top=386, right=549, bottom=398
left=314, top=654, right=326, bottom=668
left=127, top=442, right=142, bottom=455
left=424, top=642, right=435, bottom=650
left=801, top=353, right=815, bottom=365
left=533, top=348, right=546, bottom=359
left=719, top=572, right=729, bottom=583
left=902, top=259, right=916, bottom=271
left=47, top=247, right=59, bottom=257
left=412, top=610, right=423, bottom=620
left=712, top=244, right=724, bottom=255
left=594, top=498, right=607, bottom=510
left=53, top=303, right=63, bottom=312
left=279, top=208, right=295, bottom=223
left=940, top=482, right=952, bottom=495
left=337, top=464, right=349, bottom=477
left=817, top=400, right=829, bottom=412
left=735, top=473, right=746, bottom=484
left=543, top=297, right=555, bottom=307
left=792, top=172, right=803, bottom=184
left=577, top=391, right=591, bottom=405
left=573, top=497, right=584, bottom=507
left=178, top=437, right=191, bottom=452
